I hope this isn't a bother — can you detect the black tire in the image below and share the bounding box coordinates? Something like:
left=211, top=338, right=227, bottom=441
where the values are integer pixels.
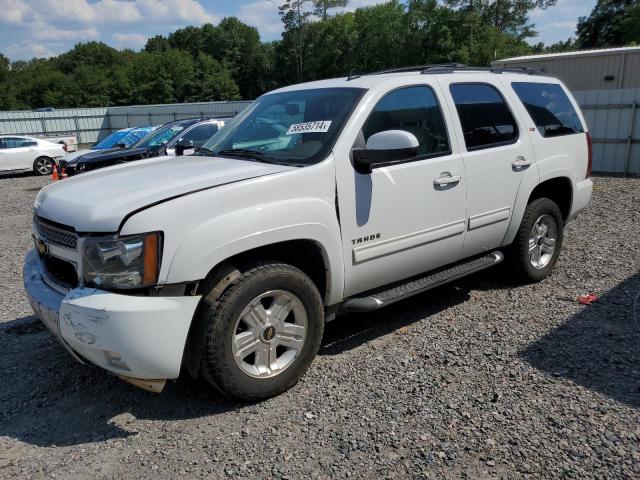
left=199, top=261, right=324, bottom=400
left=508, top=197, right=564, bottom=282
left=33, top=156, right=53, bottom=176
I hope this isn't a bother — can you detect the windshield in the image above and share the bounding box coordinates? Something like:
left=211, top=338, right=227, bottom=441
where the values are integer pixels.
left=201, top=87, right=365, bottom=165
left=119, top=127, right=156, bottom=146
left=94, top=130, right=129, bottom=149
left=133, top=122, right=189, bottom=149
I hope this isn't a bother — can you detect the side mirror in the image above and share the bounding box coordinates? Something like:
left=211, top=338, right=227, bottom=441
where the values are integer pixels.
left=175, top=139, right=194, bottom=156
left=352, top=130, right=419, bottom=174
left=115, top=142, right=127, bottom=149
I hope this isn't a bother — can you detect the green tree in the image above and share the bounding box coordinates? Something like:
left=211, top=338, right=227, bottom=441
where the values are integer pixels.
left=352, top=1, right=407, bottom=72
left=144, top=35, right=170, bottom=53
left=312, top=0, right=348, bottom=20
left=188, top=52, right=241, bottom=101
left=55, top=42, right=120, bottom=74
left=576, top=0, right=640, bottom=48
left=0, top=53, right=16, bottom=109
left=279, top=0, right=313, bottom=81
left=445, top=0, right=557, bottom=39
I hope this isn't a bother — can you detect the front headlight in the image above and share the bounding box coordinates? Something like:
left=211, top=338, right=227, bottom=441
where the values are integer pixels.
left=81, top=232, right=162, bottom=290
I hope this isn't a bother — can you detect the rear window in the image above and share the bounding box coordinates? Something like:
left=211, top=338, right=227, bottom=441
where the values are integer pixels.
left=512, top=82, right=584, bottom=138
left=449, top=83, right=518, bottom=151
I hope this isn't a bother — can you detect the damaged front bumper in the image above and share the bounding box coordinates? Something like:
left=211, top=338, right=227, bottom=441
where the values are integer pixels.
left=23, top=250, right=201, bottom=391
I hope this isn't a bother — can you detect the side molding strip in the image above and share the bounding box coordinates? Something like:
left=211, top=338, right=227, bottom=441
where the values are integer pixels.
left=352, top=219, right=466, bottom=263
left=468, top=206, right=511, bottom=231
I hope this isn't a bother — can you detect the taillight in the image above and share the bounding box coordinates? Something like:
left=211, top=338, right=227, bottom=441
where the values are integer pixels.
left=62, top=143, right=67, bottom=152
left=586, top=132, right=593, bottom=178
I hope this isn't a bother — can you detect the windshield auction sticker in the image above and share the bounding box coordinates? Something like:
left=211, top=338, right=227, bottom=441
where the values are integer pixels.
left=286, top=121, right=332, bottom=135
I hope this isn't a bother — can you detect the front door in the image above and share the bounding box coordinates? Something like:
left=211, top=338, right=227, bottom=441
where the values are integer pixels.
left=337, top=84, right=468, bottom=297
left=438, top=80, right=535, bottom=257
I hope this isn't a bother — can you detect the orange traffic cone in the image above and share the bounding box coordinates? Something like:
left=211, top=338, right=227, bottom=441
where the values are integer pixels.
left=51, top=164, right=59, bottom=182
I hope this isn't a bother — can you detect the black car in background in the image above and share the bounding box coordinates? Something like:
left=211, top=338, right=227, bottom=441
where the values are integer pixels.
left=61, top=117, right=228, bottom=176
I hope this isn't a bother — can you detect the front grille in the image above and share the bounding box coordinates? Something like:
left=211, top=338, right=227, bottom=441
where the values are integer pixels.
left=34, top=216, right=78, bottom=250
left=42, top=255, right=79, bottom=289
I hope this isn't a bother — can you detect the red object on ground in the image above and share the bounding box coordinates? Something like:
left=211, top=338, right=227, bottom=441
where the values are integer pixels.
left=578, top=293, right=598, bottom=305
left=51, top=164, right=59, bottom=182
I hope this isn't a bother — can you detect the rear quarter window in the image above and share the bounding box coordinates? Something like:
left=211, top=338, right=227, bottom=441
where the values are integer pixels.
left=511, top=82, right=584, bottom=138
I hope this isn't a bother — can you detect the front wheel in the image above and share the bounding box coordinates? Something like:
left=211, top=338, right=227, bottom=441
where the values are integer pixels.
left=508, top=197, right=564, bottom=282
left=199, top=262, right=324, bottom=400
left=33, top=156, right=53, bottom=176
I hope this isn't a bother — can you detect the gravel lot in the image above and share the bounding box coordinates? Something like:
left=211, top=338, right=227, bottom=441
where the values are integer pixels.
left=1, top=173, right=639, bottom=479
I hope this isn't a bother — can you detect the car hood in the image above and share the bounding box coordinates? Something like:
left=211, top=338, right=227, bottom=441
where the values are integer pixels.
left=58, top=149, right=93, bottom=163
left=35, top=155, right=295, bottom=232
left=69, top=146, right=155, bottom=165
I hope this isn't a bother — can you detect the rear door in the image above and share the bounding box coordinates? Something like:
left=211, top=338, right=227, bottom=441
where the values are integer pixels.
left=437, top=79, right=535, bottom=258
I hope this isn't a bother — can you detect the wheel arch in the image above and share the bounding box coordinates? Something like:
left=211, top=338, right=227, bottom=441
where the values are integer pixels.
left=182, top=239, right=331, bottom=379
left=503, top=174, right=574, bottom=245
left=526, top=176, right=573, bottom=223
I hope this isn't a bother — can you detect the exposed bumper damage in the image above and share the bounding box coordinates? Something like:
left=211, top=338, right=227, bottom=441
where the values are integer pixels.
left=23, top=250, right=201, bottom=391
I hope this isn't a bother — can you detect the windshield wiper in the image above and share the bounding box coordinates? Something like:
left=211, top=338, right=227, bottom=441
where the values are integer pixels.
left=194, top=146, right=217, bottom=156
left=217, top=149, right=274, bottom=163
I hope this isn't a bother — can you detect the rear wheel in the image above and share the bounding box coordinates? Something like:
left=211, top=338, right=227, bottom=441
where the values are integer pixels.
left=508, top=197, right=564, bottom=282
left=33, top=156, right=53, bottom=176
left=199, top=261, right=324, bottom=400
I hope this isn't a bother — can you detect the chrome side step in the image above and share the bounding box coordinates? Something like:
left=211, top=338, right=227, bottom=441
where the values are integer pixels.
left=341, top=251, right=504, bottom=312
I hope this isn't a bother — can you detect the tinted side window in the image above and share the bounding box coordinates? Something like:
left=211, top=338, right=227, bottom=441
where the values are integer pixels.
left=363, top=86, right=450, bottom=157
left=2, top=137, right=31, bottom=148
left=512, top=82, right=584, bottom=138
left=181, top=124, right=218, bottom=145
left=450, top=84, right=518, bottom=150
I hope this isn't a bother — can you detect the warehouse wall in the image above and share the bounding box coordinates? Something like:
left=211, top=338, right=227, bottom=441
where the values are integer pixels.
left=0, top=101, right=252, bottom=145
left=493, top=50, right=640, bottom=91
left=574, top=89, right=640, bottom=176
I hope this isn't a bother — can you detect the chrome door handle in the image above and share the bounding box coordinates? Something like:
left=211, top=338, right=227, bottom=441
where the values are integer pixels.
left=433, top=172, right=462, bottom=187
left=512, top=156, right=531, bottom=170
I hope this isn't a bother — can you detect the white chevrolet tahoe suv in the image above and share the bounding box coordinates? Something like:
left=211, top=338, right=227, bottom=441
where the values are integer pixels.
left=24, top=66, right=593, bottom=400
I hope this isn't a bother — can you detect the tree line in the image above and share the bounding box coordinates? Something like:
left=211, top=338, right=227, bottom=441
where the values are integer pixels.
left=0, top=0, right=637, bottom=111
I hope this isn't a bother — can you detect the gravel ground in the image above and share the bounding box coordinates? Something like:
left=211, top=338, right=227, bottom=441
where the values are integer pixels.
left=1, top=174, right=639, bottom=479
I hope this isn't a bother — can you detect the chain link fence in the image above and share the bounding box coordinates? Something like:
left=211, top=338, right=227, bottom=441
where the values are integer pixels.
left=0, top=101, right=253, bottom=147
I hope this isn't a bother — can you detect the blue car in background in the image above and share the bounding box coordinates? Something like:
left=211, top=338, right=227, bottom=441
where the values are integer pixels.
left=56, top=126, right=157, bottom=166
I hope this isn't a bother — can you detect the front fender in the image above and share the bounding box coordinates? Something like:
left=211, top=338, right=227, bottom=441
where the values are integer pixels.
left=120, top=160, right=344, bottom=305
left=167, top=198, right=344, bottom=304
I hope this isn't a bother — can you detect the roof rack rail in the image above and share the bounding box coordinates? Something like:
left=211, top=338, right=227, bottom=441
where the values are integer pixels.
left=422, top=65, right=541, bottom=75
left=368, top=64, right=466, bottom=75
left=361, top=64, right=541, bottom=77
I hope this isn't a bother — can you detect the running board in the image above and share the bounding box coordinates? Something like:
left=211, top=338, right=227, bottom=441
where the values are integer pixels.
left=341, top=251, right=504, bottom=312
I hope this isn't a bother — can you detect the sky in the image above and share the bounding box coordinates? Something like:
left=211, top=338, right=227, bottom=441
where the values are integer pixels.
left=0, top=0, right=597, bottom=61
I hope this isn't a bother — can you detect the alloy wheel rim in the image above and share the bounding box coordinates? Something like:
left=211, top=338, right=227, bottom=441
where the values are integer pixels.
left=232, top=290, right=307, bottom=379
left=37, top=158, right=52, bottom=175
left=528, top=214, right=557, bottom=269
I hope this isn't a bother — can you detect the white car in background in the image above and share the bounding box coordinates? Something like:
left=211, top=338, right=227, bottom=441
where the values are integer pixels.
left=0, top=136, right=66, bottom=175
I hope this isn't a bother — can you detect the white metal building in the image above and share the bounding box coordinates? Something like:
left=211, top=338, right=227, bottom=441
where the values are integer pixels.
left=492, top=47, right=640, bottom=92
